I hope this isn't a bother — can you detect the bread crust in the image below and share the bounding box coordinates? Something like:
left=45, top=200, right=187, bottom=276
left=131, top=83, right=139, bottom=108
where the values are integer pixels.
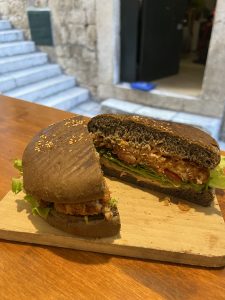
left=22, top=116, right=106, bottom=204
left=46, top=207, right=121, bottom=238
left=88, top=114, right=220, bottom=169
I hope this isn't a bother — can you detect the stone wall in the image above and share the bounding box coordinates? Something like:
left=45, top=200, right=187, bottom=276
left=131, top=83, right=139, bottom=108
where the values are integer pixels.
left=1, top=0, right=225, bottom=127
left=0, top=0, right=98, bottom=96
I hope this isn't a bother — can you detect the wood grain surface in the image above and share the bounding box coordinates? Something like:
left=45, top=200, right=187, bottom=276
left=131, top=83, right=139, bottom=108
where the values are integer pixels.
left=1, top=96, right=225, bottom=300
left=1, top=186, right=225, bottom=267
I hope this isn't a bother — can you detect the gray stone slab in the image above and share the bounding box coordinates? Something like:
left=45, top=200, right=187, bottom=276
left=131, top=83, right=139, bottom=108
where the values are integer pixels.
left=219, top=105, right=225, bottom=142
left=6, top=75, right=75, bottom=102
left=81, top=110, right=101, bottom=117
left=0, top=53, right=48, bottom=74
left=0, top=20, right=11, bottom=30
left=0, top=29, right=24, bottom=42
left=101, top=98, right=142, bottom=114
left=218, top=140, right=225, bottom=150
left=0, top=75, right=16, bottom=92
left=71, top=100, right=102, bottom=116
left=38, top=87, right=89, bottom=111
left=172, top=112, right=221, bottom=138
left=0, top=41, right=35, bottom=57
left=14, top=64, right=62, bottom=87
left=172, top=112, right=219, bottom=125
left=70, top=107, right=90, bottom=116
left=77, top=100, right=101, bottom=112
left=102, top=98, right=177, bottom=120
left=136, top=106, right=177, bottom=120
left=0, top=64, right=62, bottom=92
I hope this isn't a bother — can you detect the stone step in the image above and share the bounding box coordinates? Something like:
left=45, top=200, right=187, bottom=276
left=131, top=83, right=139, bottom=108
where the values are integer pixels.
left=0, top=41, right=35, bottom=57
left=0, top=29, right=24, bottom=43
left=101, top=98, right=221, bottom=139
left=5, top=75, right=76, bottom=102
left=0, top=64, right=62, bottom=92
left=37, top=87, right=89, bottom=111
left=70, top=100, right=102, bottom=117
left=0, top=52, right=48, bottom=74
left=0, top=20, right=11, bottom=30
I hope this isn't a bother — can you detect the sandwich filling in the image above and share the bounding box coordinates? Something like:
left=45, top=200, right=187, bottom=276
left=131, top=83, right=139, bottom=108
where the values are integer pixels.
left=92, top=132, right=217, bottom=192
left=40, top=186, right=116, bottom=220
left=12, top=159, right=117, bottom=220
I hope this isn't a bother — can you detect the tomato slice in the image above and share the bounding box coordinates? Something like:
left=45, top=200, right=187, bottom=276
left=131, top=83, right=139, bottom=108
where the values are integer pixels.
left=164, top=169, right=182, bottom=182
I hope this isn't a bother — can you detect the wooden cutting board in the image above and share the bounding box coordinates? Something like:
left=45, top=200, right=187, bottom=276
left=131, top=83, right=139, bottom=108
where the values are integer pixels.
left=1, top=177, right=225, bottom=268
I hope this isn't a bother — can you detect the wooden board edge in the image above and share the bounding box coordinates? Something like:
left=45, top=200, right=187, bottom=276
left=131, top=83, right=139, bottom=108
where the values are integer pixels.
left=1, top=229, right=225, bottom=268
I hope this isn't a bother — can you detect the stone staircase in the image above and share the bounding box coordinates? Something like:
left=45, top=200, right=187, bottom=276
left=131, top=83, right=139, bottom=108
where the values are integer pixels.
left=0, top=20, right=89, bottom=110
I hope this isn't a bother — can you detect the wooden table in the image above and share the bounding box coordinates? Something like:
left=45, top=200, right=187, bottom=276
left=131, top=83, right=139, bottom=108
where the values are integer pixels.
left=1, top=95, right=225, bottom=300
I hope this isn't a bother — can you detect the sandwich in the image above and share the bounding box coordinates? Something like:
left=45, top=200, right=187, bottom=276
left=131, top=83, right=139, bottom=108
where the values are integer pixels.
left=88, top=114, right=225, bottom=206
left=12, top=116, right=121, bottom=238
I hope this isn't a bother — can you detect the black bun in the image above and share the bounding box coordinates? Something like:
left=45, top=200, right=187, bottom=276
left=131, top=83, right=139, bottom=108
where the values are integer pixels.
left=88, top=114, right=220, bottom=169
left=46, top=207, right=121, bottom=238
left=22, top=116, right=106, bottom=204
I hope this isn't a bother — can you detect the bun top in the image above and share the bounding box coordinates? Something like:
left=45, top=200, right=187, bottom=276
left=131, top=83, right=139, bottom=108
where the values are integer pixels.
left=23, top=116, right=106, bottom=204
left=88, top=114, right=220, bottom=169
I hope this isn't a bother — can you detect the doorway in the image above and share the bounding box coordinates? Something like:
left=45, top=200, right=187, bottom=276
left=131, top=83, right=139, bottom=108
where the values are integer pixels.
left=120, top=0, right=217, bottom=96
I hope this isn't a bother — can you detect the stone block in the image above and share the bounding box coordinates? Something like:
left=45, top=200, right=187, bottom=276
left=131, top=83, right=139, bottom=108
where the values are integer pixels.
left=0, top=41, right=35, bottom=57
left=38, top=87, right=89, bottom=111
left=82, top=48, right=96, bottom=63
left=0, top=29, right=23, bottom=43
left=0, top=53, right=48, bottom=74
left=6, top=75, right=75, bottom=101
left=77, top=100, right=100, bottom=112
left=0, top=20, right=11, bottom=30
left=68, top=24, right=86, bottom=45
left=86, top=25, right=96, bottom=50
left=68, top=9, right=86, bottom=24
left=101, top=98, right=142, bottom=114
left=86, top=7, right=96, bottom=24
left=137, top=107, right=177, bottom=120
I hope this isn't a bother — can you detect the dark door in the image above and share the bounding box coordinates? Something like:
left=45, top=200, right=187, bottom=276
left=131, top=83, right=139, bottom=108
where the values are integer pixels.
left=139, top=0, right=187, bottom=81
left=120, top=0, right=140, bottom=82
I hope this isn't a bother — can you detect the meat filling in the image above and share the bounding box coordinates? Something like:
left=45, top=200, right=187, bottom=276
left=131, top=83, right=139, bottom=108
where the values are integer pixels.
left=54, top=199, right=105, bottom=216
left=93, top=133, right=210, bottom=185
left=39, top=187, right=113, bottom=219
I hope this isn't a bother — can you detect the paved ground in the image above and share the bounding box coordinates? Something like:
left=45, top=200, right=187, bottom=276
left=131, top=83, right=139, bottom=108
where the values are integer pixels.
left=70, top=100, right=102, bottom=117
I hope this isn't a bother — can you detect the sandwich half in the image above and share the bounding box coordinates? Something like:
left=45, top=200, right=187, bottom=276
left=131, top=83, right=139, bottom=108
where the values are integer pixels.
left=17, top=116, right=120, bottom=238
left=88, top=114, right=224, bottom=206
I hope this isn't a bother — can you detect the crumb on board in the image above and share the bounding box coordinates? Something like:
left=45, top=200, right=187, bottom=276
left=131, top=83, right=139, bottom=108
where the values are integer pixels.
left=162, top=196, right=171, bottom=206
left=178, top=202, right=191, bottom=212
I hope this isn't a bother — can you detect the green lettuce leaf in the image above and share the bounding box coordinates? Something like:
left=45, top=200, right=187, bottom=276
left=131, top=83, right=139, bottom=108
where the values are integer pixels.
left=12, top=160, right=50, bottom=218
left=14, top=159, right=23, bottom=174
left=208, top=156, right=225, bottom=189
left=101, top=150, right=206, bottom=192
left=103, top=151, right=169, bottom=182
left=24, top=195, right=50, bottom=219
left=12, top=177, right=23, bottom=194
left=109, top=197, right=118, bottom=208
left=32, top=207, right=51, bottom=219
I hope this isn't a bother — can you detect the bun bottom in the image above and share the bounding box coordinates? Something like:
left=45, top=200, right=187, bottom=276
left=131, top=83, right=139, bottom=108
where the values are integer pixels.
left=46, top=208, right=121, bottom=238
left=101, top=160, right=214, bottom=207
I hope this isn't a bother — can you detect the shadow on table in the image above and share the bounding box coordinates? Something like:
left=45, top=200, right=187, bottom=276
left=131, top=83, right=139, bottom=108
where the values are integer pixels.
left=49, top=246, right=113, bottom=265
